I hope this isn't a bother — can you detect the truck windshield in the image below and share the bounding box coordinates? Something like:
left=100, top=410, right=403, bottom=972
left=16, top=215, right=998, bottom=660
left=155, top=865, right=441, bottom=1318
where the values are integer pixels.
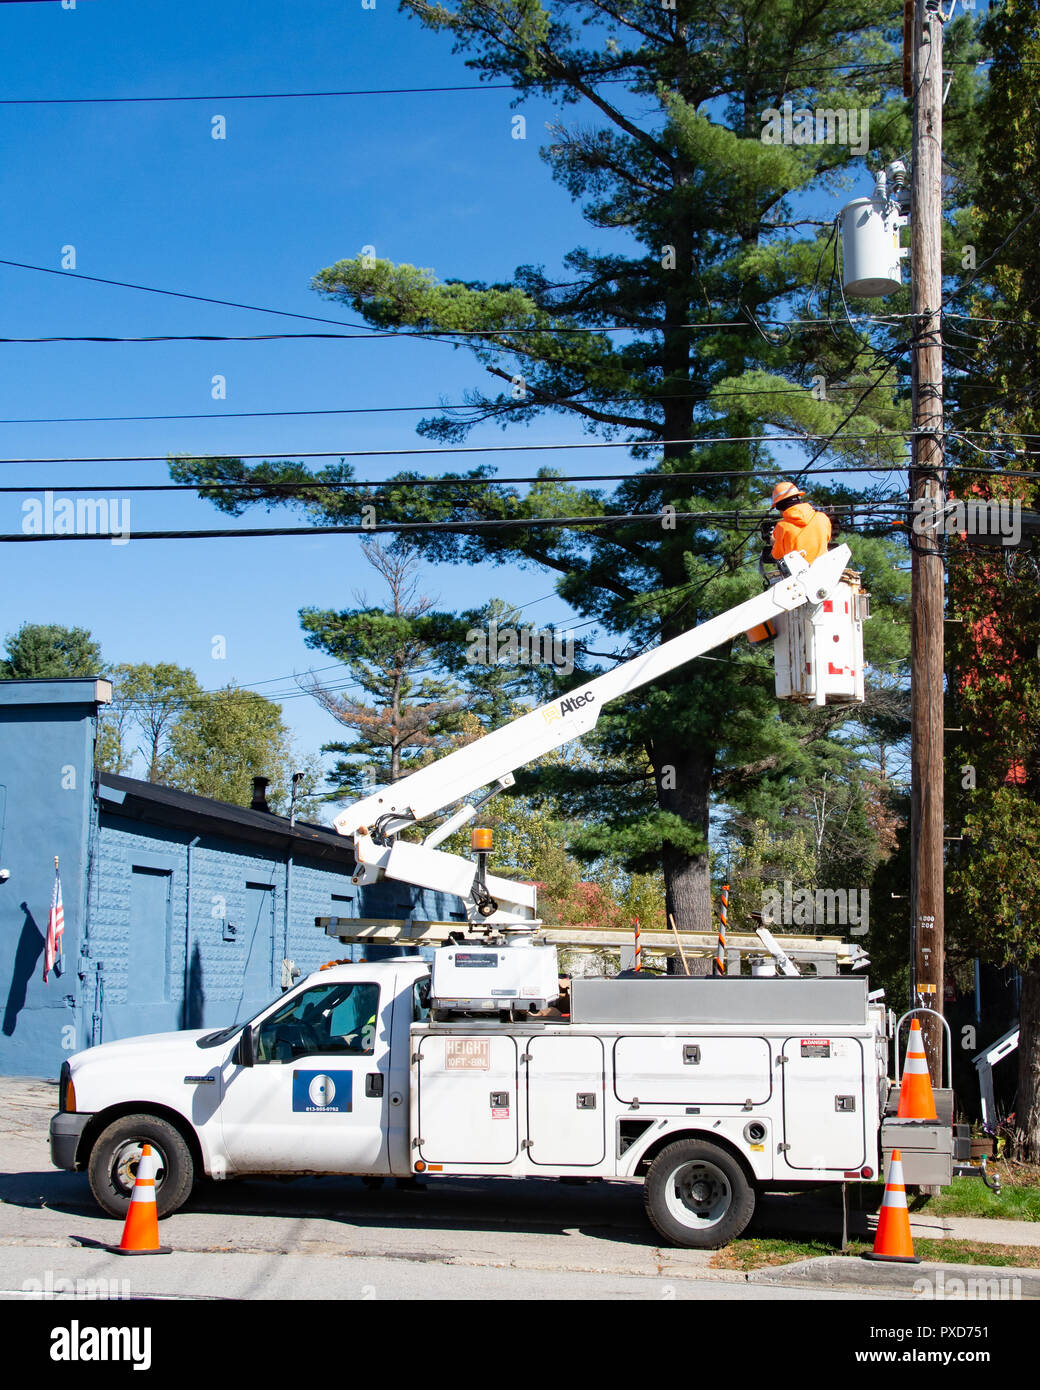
left=195, top=1000, right=273, bottom=1049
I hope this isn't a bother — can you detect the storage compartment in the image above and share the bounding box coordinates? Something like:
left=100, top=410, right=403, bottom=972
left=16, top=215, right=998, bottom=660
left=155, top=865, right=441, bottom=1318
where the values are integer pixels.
left=431, top=942, right=559, bottom=1013
left=525, top=1035, right=605, bottom=1166
left=780, top=1036, right=867, bottom=1171
left=571, top=976, right=869, bottom=1026
left=881, top=1119, right=954, bottom=1187
left=613, top=1035, right=772, bottom=1106
left=415, top=1033, right=518, bottom=1164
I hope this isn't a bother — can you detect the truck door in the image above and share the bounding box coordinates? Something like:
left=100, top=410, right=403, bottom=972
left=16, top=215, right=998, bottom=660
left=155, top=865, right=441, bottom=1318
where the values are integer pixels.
left=220, top=978, right=390, bottom=1175
left=780, top=1036, right=867, bottom=1172
left=525, top=1036, right=605, bottom=1167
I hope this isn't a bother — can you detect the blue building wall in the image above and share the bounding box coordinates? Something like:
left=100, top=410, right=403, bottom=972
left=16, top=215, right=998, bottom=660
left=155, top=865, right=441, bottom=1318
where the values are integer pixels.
left=88, top=817, right=456, bottom=1046
left=0, top=680, right=462, bottom=1078
left=0, top=680, right=108, bottom=1077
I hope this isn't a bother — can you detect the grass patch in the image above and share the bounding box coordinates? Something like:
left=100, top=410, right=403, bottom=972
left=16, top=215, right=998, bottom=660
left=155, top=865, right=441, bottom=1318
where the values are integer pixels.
left=773, top=1162, right=1040, bottom=1222
left=915, top=1167, right=1040, bottom=1222
left=711, top=1237, right=858, bottom=1271
left=915, top=1239, right=1040, bottom=1268
left=712, top=1234, right=1040, bottom=1272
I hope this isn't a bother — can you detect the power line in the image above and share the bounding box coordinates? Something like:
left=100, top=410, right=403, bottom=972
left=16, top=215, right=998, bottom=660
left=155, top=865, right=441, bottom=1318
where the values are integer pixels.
left=0, top=431, right=922, bottom=466
left=0, top=256, right=913, bottom=343
left=7, top=506, right=908, bottom=545
left=108, top=581, right=572, bottom=707
left=0, top=465, right=913, bottom=495
left=0, top=314, right=917, bottom=345
left=0, top=382, right=896, bottom=427
left=0, top=59, right=917, bottom=106
left=0, top=256, right=410, bottom=334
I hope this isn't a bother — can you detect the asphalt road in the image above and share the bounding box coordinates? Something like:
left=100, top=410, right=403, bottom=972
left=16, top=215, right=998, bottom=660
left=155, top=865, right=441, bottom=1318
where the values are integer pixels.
left=0, top=1077, right=905, bottom=1302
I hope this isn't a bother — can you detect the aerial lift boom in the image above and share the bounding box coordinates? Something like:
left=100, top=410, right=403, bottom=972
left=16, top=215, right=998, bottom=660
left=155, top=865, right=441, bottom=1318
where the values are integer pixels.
left=333, top=545, right=856, bottom=924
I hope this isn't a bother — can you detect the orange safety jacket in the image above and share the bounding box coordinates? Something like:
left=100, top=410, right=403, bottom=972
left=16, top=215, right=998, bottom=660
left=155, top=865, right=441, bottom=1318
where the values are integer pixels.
left=771, top=502, right=832, bottom=564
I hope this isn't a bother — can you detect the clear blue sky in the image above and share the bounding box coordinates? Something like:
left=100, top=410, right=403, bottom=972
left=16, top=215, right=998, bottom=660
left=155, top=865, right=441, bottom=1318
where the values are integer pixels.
left=0, top=0, right=882, bottom=802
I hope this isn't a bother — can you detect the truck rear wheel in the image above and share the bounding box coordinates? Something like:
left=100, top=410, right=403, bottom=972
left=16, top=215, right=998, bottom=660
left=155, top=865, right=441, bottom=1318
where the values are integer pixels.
left=643, top=1139, right=755, bottom=1249
left=87, top=1114, right=195, bottom=1219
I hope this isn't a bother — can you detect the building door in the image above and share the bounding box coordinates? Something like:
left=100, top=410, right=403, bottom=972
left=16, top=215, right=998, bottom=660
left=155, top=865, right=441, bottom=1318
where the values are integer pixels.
left=238, top=882, right=275, bottom=1019
left=129, top=866, right=171, bottom=1004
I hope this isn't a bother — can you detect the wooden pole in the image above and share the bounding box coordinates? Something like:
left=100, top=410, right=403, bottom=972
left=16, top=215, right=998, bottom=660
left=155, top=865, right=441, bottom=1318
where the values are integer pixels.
left=909, top=0, right=946, bottom=1081
left=668, top=913, right=692, bottom=976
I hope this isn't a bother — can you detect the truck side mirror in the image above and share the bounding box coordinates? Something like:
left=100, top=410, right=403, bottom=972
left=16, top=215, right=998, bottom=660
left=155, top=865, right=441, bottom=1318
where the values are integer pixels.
left=235, top=1026, right=257, bottom=1068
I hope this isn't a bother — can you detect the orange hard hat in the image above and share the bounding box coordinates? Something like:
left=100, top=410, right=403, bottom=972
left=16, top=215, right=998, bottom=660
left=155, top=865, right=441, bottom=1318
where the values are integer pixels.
left=772, top=481, right=806, bottom=507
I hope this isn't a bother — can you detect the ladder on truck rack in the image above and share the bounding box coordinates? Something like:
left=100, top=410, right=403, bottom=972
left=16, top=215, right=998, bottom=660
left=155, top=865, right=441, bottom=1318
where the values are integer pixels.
left=314, top=916, right=869, bottom=975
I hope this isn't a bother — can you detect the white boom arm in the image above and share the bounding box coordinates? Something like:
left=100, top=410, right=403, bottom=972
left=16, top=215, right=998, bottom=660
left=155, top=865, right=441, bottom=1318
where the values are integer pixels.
left=334, top=545, right=851, bottom=923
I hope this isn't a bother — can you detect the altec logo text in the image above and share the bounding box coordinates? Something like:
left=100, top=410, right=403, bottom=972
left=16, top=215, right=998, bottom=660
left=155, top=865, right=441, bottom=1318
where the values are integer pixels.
left=559, top=692, right=595, bottom=717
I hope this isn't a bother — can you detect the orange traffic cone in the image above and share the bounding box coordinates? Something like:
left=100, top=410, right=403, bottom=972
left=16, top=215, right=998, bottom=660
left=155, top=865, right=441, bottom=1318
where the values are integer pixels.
left=897, top=1019, right=938, bottom=1120
left=109, top=1145, right=172, bottom=1256
left=863, top=1149, right=920, bottom=1264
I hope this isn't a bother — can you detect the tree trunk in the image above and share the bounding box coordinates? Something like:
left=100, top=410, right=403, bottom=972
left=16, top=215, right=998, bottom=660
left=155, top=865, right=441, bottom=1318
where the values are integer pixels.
left=654, top=737, right=714, bottom=934
left=1015, top=961, right=1040, bottom=1163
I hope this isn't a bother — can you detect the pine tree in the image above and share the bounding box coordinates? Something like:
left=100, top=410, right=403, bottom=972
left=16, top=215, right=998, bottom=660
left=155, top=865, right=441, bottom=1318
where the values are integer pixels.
left=1, top=623, right=104, bottom=679
left=172, top=1, right=921, bottom=930
left=299, top=541, right=467, bottom=798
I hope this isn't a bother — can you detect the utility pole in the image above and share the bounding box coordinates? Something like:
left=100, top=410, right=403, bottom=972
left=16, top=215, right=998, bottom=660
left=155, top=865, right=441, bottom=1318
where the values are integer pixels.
left=908, top=0, right=946, bottom=1082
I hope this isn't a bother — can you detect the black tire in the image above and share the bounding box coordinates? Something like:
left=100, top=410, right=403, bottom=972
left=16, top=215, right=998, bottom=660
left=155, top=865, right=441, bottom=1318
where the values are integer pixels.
left=643, top=1139, right=755, bottom=1249
left=87, top=1113, right=195, bottom=1220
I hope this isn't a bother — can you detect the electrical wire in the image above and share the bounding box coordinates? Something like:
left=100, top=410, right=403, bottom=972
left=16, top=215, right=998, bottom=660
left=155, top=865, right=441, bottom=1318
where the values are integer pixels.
left=0, top=59, right=918, bottom=106
left=0, top=467, right=915, bottom=496
left=6, top=505, right=909, bottom=545
left=0, top=382, right=896, bottom=427
left=0, top=314, right=918, bottom=344
left=0, top=431, right=926, bottom=466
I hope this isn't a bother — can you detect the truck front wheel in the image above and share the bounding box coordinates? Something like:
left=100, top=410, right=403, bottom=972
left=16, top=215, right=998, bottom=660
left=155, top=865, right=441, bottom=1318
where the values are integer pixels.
left=87, top=1114, right=195, bottom=1219
left=643, top=1139, right=755, bottom=1249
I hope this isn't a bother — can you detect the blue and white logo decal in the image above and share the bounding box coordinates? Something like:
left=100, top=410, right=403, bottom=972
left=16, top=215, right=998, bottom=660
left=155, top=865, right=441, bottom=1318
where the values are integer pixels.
left=292, top=1070, right=353, bottom=1113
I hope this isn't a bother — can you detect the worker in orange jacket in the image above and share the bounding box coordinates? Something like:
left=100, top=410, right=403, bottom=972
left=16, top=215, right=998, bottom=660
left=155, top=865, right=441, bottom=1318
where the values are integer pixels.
left=747, top=482, right=832, bottom=645
left=769, top=481, right=832, bottom=563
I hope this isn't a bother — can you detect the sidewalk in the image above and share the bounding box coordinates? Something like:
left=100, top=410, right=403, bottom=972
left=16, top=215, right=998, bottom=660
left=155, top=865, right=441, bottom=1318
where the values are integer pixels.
left=745, top=1190, right=1040, bottom=1297
left=751, top=1257, right=1040, bottom=1298
left=752, top=1190, right=1040, bottom=1246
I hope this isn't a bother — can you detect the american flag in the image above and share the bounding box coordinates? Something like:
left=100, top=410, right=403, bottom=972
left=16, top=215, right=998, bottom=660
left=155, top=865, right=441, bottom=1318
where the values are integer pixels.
left=43, top=864, right=64, bottom=983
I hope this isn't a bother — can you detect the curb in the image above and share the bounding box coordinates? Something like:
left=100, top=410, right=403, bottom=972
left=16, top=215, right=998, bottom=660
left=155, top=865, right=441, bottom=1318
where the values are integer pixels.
left=750, top=1256, right=1040, bottom=1298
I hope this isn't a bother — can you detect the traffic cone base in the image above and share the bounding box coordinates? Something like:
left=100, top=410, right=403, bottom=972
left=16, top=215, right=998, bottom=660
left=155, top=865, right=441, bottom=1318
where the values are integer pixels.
left=896, top=1018, right=938, bottom=1121
left=862, top=1149, right=919, bottom=1264
left=106, top=1144, right=173, bottom=1256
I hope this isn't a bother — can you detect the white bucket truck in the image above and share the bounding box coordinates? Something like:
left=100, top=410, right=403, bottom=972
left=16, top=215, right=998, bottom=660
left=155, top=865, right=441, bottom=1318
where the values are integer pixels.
left=49, top=544, right=957, bottom=1246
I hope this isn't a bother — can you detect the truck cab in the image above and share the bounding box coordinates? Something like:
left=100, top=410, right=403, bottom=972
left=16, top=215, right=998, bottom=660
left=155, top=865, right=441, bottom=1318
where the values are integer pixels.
left=51, top=960, right=429, bottom=1217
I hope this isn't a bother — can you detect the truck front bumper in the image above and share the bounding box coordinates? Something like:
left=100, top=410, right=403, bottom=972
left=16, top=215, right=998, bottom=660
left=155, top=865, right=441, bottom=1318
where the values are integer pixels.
left=49, top=1111, right=92, bottom=1171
